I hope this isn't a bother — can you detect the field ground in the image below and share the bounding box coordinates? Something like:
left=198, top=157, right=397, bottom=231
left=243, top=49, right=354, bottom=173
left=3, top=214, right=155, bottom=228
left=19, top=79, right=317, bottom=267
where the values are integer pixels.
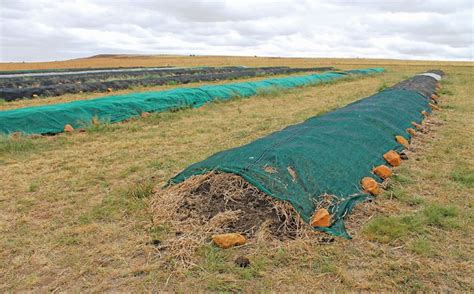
left=0, top=56, right=473, bottom=291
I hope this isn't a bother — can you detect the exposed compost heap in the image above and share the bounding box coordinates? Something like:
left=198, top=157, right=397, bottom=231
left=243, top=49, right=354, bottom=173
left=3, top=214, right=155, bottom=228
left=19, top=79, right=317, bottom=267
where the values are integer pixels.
left=152, top=70, right=444, bottom=254
left=0, top=68, right=383, bottom=135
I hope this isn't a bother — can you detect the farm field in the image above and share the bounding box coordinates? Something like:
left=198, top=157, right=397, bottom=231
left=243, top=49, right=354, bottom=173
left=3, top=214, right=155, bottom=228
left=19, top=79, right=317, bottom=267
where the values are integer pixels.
left=0, top=56, right=473, bottom=292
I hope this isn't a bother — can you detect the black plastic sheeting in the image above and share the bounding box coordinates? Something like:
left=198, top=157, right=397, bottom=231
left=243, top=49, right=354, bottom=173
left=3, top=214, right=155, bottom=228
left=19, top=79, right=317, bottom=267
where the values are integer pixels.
left=392, top=70, right=444, bottom=98
left=0, top=66, right=334, bottom=101
left=0, top=66, right=265, bottom=88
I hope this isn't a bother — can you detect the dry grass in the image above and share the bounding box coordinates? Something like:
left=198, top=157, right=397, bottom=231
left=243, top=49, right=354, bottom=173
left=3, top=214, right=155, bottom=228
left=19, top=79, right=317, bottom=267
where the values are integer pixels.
left=150, top=172, right=312, bottom=266
left=0, top=56, right=473, bottom=292
left=1, top=54, right=472, bottom=71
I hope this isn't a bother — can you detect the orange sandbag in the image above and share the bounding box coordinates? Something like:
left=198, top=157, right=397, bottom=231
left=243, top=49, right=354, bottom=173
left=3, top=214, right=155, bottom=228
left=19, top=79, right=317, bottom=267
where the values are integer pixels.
left=141, top=111, right=151, bottom=118
left=64, top=124, right=74, bottom=132
left=310, top=208, right=331, bottom=227
left=361, top=177, right=380, bottom=195
left=395, top=135, right=410, bottom=148
left=212, top=233, right=246, bottom=249
left=383, top=150, right=401, bottom=167
left=411, top=121, right=423, bottom=130
left=373, top=165, right=392, bottom=179
left=406, top=128, right=417, bottom=137
left=431, top=93, right=440, bottom=101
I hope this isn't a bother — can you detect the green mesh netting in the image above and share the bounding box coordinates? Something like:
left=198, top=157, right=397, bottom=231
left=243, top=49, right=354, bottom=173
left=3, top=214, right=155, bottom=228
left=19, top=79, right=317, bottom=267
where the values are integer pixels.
left=171, top=72, right=441, bottom=238
left=0, top=68, right=383, bottom=135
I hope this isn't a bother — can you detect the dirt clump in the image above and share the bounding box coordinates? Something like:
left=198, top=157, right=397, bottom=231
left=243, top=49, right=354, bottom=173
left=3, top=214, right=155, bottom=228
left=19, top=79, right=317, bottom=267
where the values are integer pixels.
left=151, top=172, right=311, bottom=264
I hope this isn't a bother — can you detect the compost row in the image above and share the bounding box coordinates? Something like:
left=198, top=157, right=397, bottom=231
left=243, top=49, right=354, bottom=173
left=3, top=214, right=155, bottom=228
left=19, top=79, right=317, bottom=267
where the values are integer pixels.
left=163, top=70, right=443, bottom=240
left=0, top=66, right=174, bottom=77
left=0, top=66, right=268, bottom=87
left=0, top=66, right=334, bottom=101
left=0, top=68, right=382, bottom=135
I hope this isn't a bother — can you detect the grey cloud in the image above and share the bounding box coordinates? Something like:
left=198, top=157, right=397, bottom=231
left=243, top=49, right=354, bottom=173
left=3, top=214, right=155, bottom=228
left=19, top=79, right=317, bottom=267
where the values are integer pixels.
left=0, top=0, right=472, bottom=62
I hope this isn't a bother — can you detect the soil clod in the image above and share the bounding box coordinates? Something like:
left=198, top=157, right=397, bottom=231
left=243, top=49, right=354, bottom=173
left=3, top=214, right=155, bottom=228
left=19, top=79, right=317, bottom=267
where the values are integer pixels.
left=235, top=256, right=251, bottom=268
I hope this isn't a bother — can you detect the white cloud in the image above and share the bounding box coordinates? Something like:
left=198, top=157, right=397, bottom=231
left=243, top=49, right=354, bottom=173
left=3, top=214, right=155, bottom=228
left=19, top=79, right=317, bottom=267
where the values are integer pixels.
left=0, top=0, right=472, bottom=61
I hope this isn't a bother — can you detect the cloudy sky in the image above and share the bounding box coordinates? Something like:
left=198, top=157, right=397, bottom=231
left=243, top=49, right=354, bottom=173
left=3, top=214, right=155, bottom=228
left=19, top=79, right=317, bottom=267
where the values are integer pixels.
left=0, top=0, right=473, bottom=62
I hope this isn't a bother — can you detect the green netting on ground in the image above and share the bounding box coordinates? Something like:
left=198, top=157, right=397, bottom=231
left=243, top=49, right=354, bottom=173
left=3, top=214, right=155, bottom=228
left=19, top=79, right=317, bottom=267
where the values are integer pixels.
left=0, top=68, right=383, bottom=135
left=171, top=73, right=440, bottom=238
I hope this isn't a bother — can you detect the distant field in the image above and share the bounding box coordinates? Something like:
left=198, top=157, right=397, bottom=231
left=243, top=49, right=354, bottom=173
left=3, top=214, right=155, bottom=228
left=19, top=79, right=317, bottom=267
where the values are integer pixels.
left=0, top=56, right=472, bottom=292
left=1, top=54, right=472, bottom=71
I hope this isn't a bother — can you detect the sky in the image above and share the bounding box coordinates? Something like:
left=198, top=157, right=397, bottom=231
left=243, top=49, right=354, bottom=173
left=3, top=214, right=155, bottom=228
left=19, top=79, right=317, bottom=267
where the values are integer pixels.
left=0, top=0, right=473, bottom=62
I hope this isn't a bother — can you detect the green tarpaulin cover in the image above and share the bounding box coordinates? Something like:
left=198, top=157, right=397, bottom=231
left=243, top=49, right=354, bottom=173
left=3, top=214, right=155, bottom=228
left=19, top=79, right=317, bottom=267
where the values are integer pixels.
left=171, top=72, right=441, bottom=238
left=0, top=68, right=383, bottom=135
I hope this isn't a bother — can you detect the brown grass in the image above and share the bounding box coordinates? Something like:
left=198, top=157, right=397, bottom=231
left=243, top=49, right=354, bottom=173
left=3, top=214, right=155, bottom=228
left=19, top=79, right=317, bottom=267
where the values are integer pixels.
left=0, top=56, right=472, bottom=292
left=1, top=54, right=472, bottom=71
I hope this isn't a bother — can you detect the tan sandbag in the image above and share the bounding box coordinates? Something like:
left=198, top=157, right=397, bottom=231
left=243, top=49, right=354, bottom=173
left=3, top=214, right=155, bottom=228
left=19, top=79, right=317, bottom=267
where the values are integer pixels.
left=361, top=177, right=380, bottom=195
left=212, top=233, right=246, bottom=249
left=310, top=208, right=331, bottom=227
left=429, top=103, right=441, bottom=111
left=395, top=135, right=410, bottom=148
left=373, top=165, right=392, bottom=180
left=106, top=87, right=113, bottom=92
left=383, top=150, right=401, bottom=167
left=64, top=124, right=74, bottom=132
left=436, top=82, right=442, bottom=90
left=141, top=112, right=151, bottom=118
left=411, top=121, right=423, bottom=130
left=431, top=93, right=439, bottom=102
left=421, top=110, right=429, bottom=118
left=32, top=94, right=39, bottom=98
left=406, top=128, right=417, bottom=137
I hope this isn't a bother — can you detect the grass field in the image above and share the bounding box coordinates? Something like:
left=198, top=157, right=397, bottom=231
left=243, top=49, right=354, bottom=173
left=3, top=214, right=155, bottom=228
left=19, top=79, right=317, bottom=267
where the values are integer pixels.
left=0, top=56, right=473, bottom=292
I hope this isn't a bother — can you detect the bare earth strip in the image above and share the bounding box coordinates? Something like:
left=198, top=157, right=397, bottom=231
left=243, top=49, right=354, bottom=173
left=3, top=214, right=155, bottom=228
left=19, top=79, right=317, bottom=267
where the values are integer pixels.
left=0, top=57, right=472, bottom=292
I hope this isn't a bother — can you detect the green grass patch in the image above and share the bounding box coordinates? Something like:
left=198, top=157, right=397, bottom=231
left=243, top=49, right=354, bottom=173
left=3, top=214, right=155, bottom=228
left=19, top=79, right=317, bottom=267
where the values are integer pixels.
left=79, top=116, right=120, bottom=133
left=0, top=135, right=38, bottom=154
left=387, top=186, right=424, bottom=206
left=198, top=244, right=227, bottom=273
left=409, top=237, right=436, bottom=257
left=422, top=203, right=459, bottom=228
left=272, top=248, right=290, bottom=267
left=125, top=180, right=155, bottom=199
left=450, top=164, right=474, bottom=188
left=391, top=170, right=416, bottom=185
left=28, top=182, right=39, bottom=192
left=363, top=202, right=460, bottom=243
left=79, top=191, right=147, bottom=224
left=166, top=80, right=178, bottom=86
left=378, top=81, right=389, bottom=92
left=312, top=256, right=337, bottom=275
left=256, top=86, right=285, bottom=97
left=363, top=215, right=415, bottom=243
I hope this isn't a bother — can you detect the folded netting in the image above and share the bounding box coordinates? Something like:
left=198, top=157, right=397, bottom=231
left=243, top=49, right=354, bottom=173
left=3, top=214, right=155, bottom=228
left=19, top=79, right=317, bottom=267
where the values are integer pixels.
left=170, top=70, right=444, bottom=238
left=0, top=68, right=383, bottom=135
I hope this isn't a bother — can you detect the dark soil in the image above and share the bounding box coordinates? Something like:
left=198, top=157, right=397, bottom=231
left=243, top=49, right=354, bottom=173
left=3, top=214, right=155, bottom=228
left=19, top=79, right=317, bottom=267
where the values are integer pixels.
left=174, top=173, right=303, bottom=239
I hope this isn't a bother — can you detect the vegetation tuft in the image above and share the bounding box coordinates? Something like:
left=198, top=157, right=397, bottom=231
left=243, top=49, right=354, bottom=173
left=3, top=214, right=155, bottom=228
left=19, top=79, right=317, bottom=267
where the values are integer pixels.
left=125, top=180, right=155, bottom=199
left=450, top=164, right=474, bottom=188
left=363, top=202, right=460, bottom=243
